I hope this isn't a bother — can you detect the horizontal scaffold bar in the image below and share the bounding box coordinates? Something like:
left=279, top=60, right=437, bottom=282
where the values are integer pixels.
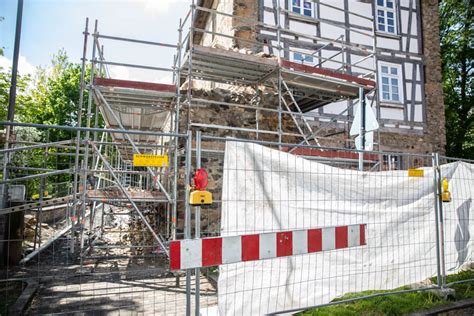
left=0, top=121, right=187, bottom=137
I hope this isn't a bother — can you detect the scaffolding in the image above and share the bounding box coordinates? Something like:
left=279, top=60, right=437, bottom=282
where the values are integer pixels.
left=181, top=3, right=378, bottom=148
left=70, top=0, right=380, bottom=250
left=0, top=1, right=389, bottom=314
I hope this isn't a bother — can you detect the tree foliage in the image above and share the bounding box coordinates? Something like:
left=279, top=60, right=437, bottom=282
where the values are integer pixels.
left=1, top=50, right=98, bottom=138
left=440, top=0, right=474, bottom=158
left=21, top=50, right=91, bottom=141
left=0, top=66, right=32, bottom=124
left=0, top=50, right=99, bottom=196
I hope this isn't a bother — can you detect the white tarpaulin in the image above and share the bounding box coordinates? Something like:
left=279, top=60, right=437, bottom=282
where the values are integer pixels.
left=218, top=141, right=474, bottom=315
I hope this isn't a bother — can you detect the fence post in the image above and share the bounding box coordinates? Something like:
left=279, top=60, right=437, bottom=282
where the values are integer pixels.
left=195, top=130, right=201, bottom=316
left=435, top=153, right=447, bottom=287
left=433, top=153, right=447, bottom=288
left=432, top=153, right=443, bottom=288
left=185, top=130, right=193, bottom=316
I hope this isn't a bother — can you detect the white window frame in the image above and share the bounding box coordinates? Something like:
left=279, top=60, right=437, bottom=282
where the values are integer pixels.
left=291, top=51, right=315, bottom=66
left=289, top=0, right=315, bottom=18
left=376, top=0, right=398, bottom=35
left=378, top=62, right=403, bottom=104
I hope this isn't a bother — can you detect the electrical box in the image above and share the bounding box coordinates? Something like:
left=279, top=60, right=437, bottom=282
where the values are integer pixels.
left=8, top=185, right=26, bottom=202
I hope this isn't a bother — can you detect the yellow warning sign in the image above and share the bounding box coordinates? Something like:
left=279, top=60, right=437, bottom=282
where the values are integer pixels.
left=408, top=169, right=424, bottom=177
left=133, top=154, right=168, bottom=167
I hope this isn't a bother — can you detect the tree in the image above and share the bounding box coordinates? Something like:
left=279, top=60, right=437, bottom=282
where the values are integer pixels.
left=20, top=50, right=85, bottom=140
left=1, top=50, right=101, bottom=196
left=440, top=0, right=474, bottom=158
left=0, top=66, right=32, bottom=123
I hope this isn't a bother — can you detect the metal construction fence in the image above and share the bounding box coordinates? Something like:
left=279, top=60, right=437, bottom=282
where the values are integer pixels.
left=0, top=123, right=193, bottom=315
left=187, top=135, right=474, bottom=315
left=0, top=125, right=473, bottom=315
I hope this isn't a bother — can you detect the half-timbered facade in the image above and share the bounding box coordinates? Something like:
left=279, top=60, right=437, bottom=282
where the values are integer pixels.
left=193, top=0, right=446, bottom=154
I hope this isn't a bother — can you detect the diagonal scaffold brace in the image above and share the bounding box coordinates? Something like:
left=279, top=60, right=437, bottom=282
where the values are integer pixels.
left=93, top=88, right=173, bottom=203
left=89, top=141, right=169, bottom=257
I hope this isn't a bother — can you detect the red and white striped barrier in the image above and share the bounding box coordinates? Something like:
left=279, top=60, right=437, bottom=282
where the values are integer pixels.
left=170, top=224, right=366, bottom=270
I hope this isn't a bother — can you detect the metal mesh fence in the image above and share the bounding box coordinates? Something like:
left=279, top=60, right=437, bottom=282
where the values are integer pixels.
left=1, top=130, right=474, bottom=315
left=192, top=137, right=443, bottom=315
left=438, top=156, right=474, bottom=287
left=0, top=124, right=200, bottom=315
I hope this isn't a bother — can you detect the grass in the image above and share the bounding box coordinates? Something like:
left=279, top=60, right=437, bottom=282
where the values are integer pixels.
left=298, top=270, right=474, bottom=316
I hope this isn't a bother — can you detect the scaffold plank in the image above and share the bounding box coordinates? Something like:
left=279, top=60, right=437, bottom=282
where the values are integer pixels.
left=280, top=60, right=376, bottom=88
left=94, top=77, right=175, bottom=93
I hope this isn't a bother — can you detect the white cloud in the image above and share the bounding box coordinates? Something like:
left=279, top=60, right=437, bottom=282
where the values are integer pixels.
left=140, top=0, right=189, bottom=15
left=109, top=65, right=132, bottom=81
left=153, top=74, right=173, bottom=84
left=108, top=65, right=174, bottom=85
left=0, top=55, right=37, bottom=76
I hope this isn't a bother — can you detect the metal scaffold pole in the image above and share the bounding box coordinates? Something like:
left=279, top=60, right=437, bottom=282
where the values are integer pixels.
left=71, top=17, right=89, bottom=254
left=181, top=0, right=195, bottom=297
left=432, top=153, right=443, bottom=288
left=277, top=0, right=283, bottom=147
left=184, top=130, right=192, bottom=316
left=358, top=87, right=366, bottom=171
left=434, top=153, right=447, bottom=287
left=172, top=17, right=183, bottom=241
left=0, top=0, right=23, bottom=263
left=194, top=130, right=201, bottom=316
left=79, top=19, right=98, bottom=257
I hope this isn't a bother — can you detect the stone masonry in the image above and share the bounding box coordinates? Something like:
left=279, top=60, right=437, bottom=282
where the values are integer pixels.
left=194, top=0, right=446, bottom=155
left=420, top=0, right=446, bottom=153
left=176, top=0, right=448, bottom=235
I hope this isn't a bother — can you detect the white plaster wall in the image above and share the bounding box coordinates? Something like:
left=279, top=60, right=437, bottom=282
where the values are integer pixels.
left=200, top=0, right=235, bottom=48
left=258, top=0, right=425, bottom=126
left=380, top=106, right=404, bottom=120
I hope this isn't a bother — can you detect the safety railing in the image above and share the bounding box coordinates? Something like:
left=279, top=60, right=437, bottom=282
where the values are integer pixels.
left=1, top=126, right=473, bottom=315
left=180, top=3, right=377, bottom=79
left=177, top=1, right=379, bottom=153
left=173, top=134, right=473, bottom=315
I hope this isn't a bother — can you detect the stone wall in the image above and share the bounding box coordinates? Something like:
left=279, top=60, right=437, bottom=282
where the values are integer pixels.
left=195, top=0, right=446, bottom=155
left=420, top=0, right=446, bottom=154
left=176, top=87, right=302, bottom=236
left=198, top=0, right=259, bottom=51
left=177, top=0, right=448, bottom=235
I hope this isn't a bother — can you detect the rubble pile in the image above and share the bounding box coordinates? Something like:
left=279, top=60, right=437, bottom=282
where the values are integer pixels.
left=23, top=213, right=59, bottom=250
left=128, top=204, right=166, bottom=255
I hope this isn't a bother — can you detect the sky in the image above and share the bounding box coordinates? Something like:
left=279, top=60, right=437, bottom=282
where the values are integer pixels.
left=0, top=0, right=191, bottom=82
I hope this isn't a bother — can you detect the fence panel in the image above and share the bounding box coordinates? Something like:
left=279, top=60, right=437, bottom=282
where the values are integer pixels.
left=0, top=124, right=195, bottom=315
left=438, top=156, right=474, bottom=287
left=2, top=124, right=474, bottom=315
left=190, top=136, right=444, bottom=315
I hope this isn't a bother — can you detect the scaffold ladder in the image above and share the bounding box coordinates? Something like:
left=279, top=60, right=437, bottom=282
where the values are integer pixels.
left=123, top=161, right=132, bottom=188
left=275, top=79, right=322, bottom=147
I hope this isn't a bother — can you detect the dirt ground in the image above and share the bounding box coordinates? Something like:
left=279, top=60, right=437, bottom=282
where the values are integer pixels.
left=2, top=204, right=217, bottom=315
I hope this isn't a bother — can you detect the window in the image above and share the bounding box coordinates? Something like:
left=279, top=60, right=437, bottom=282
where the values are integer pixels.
left=379, top=63, right=403, bottom=103
left=376, top=0, right=397, bottom=34
left=293, top=52, right=314, bottom=65
left=290, top=0, right=314, bottom=17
